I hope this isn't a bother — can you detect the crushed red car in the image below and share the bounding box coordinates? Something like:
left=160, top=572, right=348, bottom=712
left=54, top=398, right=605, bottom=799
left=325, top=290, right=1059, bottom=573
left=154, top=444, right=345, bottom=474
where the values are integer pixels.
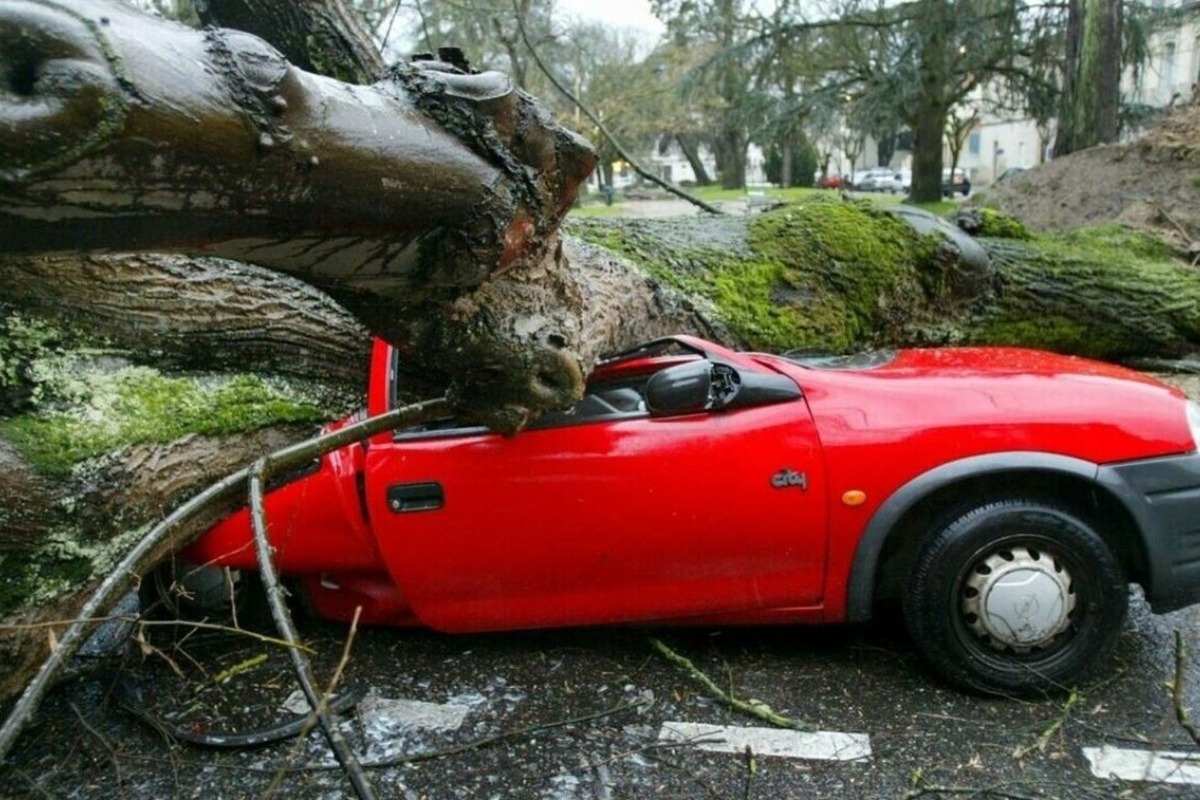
left=179, top=335, right=1200, bottom=694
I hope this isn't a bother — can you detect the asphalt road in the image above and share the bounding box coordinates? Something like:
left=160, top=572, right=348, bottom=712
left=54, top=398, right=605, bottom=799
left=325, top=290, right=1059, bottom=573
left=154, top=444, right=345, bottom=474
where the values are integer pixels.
left=3, top=590, right=1199, bottom=799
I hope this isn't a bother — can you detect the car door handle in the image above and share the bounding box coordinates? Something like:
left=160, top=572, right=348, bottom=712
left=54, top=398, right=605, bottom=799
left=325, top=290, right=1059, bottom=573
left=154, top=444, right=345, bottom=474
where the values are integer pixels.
left=387, top=482, right=444, bottom=513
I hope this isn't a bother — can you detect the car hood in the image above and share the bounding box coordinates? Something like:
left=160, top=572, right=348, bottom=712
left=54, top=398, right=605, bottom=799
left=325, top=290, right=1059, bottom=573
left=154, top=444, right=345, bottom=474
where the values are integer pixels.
left=759, top=347, right=1194, bottom=465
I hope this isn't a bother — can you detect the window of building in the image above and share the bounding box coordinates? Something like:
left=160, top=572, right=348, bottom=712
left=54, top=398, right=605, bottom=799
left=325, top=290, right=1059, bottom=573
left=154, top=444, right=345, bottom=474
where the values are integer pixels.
left=1194, top=36, right=1200, bottom=85
left=1161, top=42, right=1178, bottom=103
left=968, top=132, right=981, bottom=156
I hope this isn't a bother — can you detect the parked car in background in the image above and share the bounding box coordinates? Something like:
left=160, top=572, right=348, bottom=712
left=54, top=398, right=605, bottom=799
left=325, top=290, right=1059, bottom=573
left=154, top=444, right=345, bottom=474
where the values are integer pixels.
left=854, top=167, right=894, bottom=192
left=942, top=167, right=971, bottom=196
left=888, top=170, right=912, bottom=194
left=176, top=334, right=1200, bottom=696
left=816, top=174, right=845, bottom=189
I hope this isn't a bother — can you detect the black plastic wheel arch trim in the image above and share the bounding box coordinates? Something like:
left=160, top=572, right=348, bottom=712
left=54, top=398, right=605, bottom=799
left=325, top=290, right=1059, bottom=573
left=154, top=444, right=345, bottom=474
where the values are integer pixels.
left=844, top=451, right=1099, bottom=623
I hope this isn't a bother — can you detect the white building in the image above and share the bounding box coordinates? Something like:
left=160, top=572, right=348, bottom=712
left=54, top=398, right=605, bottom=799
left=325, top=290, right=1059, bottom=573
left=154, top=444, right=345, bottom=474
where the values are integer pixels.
left=620, top=138, right=767, bottom=188
left=962, top=2, right=1200, bottom=185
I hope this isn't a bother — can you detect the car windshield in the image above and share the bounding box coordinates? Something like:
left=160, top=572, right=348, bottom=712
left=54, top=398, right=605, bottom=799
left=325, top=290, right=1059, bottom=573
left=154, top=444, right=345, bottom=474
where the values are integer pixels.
left=780, top=350, right=897, bottom=370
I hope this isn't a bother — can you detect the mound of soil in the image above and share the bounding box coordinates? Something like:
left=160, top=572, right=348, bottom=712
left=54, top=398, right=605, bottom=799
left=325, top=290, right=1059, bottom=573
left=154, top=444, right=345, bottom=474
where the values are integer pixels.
left=977, top=105, right=1200, bottom=251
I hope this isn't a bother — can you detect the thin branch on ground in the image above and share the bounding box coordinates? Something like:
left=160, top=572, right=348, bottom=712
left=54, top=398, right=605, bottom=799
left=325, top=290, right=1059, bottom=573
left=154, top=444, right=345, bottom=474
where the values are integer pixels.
left=742, top=744, right=757, bottom=800
left=294, top=699, right=647, bottom=771
left=648, top=637, right=808, bottom=730
left=1175, top=629, right=1200, bottom=746
left=267, top=608, right=373, bottom=795
left=250, top=458, right=376, bottom=800
left=0, top=397, right=449, bottom=763
left=70, top=702, right=124, bottom=792
left=1011, top=689, right=1079, bottom=759
left=511, top=1, right=724, bottom=216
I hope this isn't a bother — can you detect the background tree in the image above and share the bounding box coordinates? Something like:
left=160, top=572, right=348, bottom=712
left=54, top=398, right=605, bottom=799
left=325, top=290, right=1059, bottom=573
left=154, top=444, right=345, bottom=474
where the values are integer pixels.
left=652, top=0, right=761, bottom=189
left=945, top=107, right=979, bottom=185
left=1054, top=0, right=1122, bottom=155
left=761, top=0, right=1059, bottom=201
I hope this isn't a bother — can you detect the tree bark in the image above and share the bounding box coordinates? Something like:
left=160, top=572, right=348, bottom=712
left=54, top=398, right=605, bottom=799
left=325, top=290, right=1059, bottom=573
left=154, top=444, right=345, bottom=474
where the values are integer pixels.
left=196, top=0, right=386, bottom=83
left=1054, top=0, right=1122, bottom=155
left=908, top=0, right=950, bottom=203
left=675, top=133, right=713, bottom=186
left=0, top=0, right=597, bottom=425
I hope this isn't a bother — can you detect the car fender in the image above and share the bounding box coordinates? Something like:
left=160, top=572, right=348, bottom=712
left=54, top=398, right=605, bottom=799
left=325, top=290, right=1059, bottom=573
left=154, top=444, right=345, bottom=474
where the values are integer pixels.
left=845, top=451, right=1100, bottom=622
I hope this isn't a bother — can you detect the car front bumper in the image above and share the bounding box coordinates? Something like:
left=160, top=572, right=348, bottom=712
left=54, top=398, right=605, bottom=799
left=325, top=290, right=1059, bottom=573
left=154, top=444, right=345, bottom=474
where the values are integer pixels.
left=1100, top=452, right=1200, bottom=613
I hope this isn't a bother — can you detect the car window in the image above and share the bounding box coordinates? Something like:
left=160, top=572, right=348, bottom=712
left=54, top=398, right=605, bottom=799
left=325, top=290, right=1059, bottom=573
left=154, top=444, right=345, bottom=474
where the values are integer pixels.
left=391, top=376, right=651, bottom=441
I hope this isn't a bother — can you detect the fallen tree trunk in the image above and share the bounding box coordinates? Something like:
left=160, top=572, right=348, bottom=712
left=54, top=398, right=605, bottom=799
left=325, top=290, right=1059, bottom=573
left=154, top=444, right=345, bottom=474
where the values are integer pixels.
left=569, top=205, right=1200, bottom=361
left=0, top=0, right=597, bottom=426
left=5, top=0, right=1200, bottom=720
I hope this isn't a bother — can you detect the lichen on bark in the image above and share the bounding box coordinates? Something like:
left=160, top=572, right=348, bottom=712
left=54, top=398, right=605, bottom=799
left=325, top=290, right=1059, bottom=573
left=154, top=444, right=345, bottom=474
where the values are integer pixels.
left=0, top=351, right=340, bottom=479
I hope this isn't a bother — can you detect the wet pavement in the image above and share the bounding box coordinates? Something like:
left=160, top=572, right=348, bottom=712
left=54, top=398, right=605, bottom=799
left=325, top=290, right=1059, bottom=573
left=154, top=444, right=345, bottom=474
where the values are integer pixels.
left=3, top=592, right=1200, bottom=799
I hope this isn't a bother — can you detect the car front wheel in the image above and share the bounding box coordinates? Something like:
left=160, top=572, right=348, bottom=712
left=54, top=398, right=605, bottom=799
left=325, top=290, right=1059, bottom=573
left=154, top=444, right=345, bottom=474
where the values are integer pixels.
left=903, top=499, right=1127, bottom=695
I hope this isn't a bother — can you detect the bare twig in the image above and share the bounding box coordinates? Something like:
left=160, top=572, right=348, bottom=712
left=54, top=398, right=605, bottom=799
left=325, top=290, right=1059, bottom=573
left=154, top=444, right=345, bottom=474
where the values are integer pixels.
left=1174, top=630, right=1200, bottom=746
left=0, top=397, right=449, bottom=762
left=648, top=637, right=808, bottom=730
left=70, top=702, right=123, bottom=792
left=267, top=608, right=371, bottom=794
left=1011, top=689, right=1079, bottom=759
left=250, top=458, right=376, bottom=800
left=511, top=1, right=724, bottom=216
left=742, top=744, right=756, bottom=800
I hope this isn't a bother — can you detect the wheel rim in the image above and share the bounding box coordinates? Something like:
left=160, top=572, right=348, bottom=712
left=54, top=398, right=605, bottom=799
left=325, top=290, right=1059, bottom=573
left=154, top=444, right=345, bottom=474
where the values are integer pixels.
left=960, top=545, right=1075, bottom=653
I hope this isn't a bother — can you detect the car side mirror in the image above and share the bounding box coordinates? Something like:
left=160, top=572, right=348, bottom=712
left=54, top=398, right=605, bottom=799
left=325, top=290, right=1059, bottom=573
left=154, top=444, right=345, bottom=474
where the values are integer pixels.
left=645, top=359, right=803, bottom=417
left=645, top=361, right=713, bottom=416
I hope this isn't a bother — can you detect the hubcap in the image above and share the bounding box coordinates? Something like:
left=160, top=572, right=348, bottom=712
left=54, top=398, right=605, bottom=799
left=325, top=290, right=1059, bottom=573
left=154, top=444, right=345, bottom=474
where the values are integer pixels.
left=961, top=546, right=1075, bottom=652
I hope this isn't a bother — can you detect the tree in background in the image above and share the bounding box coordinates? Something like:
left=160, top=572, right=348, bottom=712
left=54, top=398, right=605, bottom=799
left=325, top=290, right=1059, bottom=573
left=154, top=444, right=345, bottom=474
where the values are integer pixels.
left=652, top=0, right=762, bottom=189
left=758, top=0, right=1058, bottom=201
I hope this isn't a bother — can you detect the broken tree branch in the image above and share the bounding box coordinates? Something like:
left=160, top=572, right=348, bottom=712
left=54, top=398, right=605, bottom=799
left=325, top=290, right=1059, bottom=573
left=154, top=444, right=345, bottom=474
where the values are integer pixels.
left=0, top=397, right=449, bottom=763
left=648, top=637, right=809, bottom=730
left=250, top=457, right=375, bottom=800
left=511, top=0, right=723, bottom=216
left=1174, top=630, right=1200, bottom=747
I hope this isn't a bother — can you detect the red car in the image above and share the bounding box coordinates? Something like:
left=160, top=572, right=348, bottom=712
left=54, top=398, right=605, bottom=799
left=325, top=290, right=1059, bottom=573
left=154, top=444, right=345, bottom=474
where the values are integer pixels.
left=181, top=335, right=1200, bottom=694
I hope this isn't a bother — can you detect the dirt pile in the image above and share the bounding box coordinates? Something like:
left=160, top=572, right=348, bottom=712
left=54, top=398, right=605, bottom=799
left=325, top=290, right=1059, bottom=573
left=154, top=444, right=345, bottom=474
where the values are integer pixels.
left=977, top=105, right=1200, bottom=254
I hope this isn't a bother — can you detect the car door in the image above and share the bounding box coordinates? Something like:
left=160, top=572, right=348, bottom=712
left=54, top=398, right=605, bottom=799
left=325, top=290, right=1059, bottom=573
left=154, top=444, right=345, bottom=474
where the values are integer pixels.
left=365, top=372, right=828, bottom=633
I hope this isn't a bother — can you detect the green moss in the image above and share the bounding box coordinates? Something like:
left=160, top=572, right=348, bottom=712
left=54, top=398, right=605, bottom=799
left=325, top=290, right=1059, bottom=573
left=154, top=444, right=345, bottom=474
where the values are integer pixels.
left=0, top=525, right=149, bottom=616
left=0, top=313, right=59, bottom=413
left=0, top=365, right=328, bottom=478
left=571, top=199, right=934, bottom=352
left=975, top=208, right=1032, bottom=240
left=972, top=234, right=1200, bottom=359
left=1048, top=224, right=1177, bottom=261
left=744, top=200, right=928, bottom=350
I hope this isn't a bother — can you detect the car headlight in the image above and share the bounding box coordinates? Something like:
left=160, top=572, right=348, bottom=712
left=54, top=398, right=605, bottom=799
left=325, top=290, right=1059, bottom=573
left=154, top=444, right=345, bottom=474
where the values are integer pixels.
left=1188, top=400, right=1200, bottom=451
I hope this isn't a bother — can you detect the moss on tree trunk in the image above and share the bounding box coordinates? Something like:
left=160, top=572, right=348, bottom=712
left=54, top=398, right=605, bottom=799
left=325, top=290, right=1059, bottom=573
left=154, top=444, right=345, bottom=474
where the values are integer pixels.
left=571, top=200, right=1200, bottom=361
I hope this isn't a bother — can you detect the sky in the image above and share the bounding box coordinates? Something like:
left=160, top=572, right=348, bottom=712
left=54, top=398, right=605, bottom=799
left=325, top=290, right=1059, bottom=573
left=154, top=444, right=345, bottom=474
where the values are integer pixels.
left=554, top=0, right=666, bottom=38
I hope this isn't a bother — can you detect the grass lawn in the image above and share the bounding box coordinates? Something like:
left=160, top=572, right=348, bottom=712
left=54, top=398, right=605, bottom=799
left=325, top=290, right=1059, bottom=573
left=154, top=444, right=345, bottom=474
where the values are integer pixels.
left=570, top=185, right=962, bottom=219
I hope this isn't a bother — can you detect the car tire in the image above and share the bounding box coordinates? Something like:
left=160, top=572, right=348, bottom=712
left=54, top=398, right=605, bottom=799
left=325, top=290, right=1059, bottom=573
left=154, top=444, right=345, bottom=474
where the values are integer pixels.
left=140, top=559, right=261, bottom=624
left=903, top=498, right=1127, bottom=695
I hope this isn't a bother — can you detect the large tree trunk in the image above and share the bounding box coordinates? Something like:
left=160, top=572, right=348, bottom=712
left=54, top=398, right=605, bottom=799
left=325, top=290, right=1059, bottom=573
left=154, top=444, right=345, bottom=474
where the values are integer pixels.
left=0, top=0, right=597, bottom=427
left=1054, top=0, right=1122, bottom=156
left=908, top=0, right=950, bottom=203
left=569, top=204, right=1200, bottom=360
